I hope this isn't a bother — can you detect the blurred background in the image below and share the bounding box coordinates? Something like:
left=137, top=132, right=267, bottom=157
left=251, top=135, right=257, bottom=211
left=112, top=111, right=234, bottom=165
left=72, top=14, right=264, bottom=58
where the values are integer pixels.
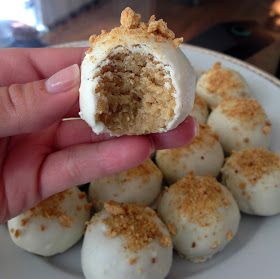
left=0, top=0, right=280, bottom=76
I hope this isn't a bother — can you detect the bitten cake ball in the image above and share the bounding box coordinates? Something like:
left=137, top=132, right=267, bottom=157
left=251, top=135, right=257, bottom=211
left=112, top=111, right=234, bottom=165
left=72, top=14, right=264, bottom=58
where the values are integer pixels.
left=81, top=202, right=173, bottom=279
left=222, top=148, right=280, bottom=216
left=8, top=187, right=91, bottom=256
left=155, top=124, right=224, bottom=184
left=196, top=62, right=250, bottom=109
left=89, top=159, right=162, bottom=210
left=157, top=174, right=240, bottom=263
left=79, top=7, right=195, bottom=136
left=190, top=95, right=209, bottom=124
left=207, top=98, right=272, bottom=153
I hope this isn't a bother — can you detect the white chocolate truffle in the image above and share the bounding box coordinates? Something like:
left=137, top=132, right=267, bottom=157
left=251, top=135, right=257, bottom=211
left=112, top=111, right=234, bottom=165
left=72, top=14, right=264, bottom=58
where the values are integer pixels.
left=155, top=124, right=224, bottom=184
left=190, top=95, right=209, bottom=124
left=8, top=188, right=91, bottom=256
left=89, top=159, right=162, bottom=210
left=222, top=148, right=280, bottom=216
left=157, top=174, right=240, bottom=263
left=82, top=202, right=173, bottom=279
left=79, top=7, right=195, bottom=136
left=196, top=62, right=250, bottom=109
left=207, top=98, right=272, bottom=153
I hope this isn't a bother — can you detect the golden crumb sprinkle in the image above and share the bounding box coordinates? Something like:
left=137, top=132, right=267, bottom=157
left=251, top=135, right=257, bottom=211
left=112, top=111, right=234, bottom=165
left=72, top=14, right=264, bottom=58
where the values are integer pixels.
left=220, top=98, right=269, bottom=125
left=168, top=174, right=230, bottom=226
left=129, top=257, right=138, bottom=265
left=40, top=224, right=46, bottom=232
left=124, top=159, right=162, bottom=183
left=206, top=62, right=246, bottom=96
left=156, top=124, right=219, bottom=163
left=103, top=201, right=171, bottom=252
left=79, top=193, right=86, bottom=200
left=22, top=189, right=79, bottom=228
left=225, top=148, right=280, bottom=184
left=166, top=223, right=177, bottom=236
left=97, top=159, right=162, bottom=186
left=262, top=121, right=272, bottom=135
left=147, top=17, right=175, bottom=40
left=10, top=228, right=15, bottom=234
left=14, top=229, right=21, bottom=238
left=59, top=215, right=73, bottom=228
left=20, top=218, right=28, bottom=227
left=89, top=7, right=183, bottom=48
left=194, top=95, right=208, bottom=111
left=226, top=230, right=233, bottom=241
left=120, top=7, right=141, bottom=28
left=173, top=37, right=184, bottom=47
left=239, top=183, right=246, bottom=190
left=158, top=124, right=218, bottom=160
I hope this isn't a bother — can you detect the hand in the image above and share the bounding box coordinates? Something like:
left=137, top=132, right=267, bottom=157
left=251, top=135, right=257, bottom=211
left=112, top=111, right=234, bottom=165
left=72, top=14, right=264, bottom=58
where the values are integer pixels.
left=0, top=48, right=196, bottom=223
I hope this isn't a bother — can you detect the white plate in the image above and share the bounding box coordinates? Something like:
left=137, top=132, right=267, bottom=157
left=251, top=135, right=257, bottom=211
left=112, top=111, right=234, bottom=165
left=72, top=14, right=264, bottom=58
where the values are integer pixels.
left=1, top=43, right=280, bottom=279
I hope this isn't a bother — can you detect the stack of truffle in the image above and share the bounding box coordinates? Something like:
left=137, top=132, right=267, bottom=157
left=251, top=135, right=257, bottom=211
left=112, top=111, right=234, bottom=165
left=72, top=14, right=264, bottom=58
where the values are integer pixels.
left=6, top=7, right=280, bottom=279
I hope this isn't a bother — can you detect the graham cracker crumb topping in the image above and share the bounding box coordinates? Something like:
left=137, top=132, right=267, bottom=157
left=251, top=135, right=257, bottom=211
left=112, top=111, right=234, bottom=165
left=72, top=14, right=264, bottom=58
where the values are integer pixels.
left=89, top=7, right=183, bottom=48
left=225, top=148, right=280, bottom=184
left=220, top=98, right=270, bottom=127
left=167, top=174, right=230, bottom=226
left=103, top=201, right=171, bottom=252
left=206, top=62, right=247, bottom=96
left=120, top=7, right=141, bottom=29
left=19, top=189, right=86, bottom=229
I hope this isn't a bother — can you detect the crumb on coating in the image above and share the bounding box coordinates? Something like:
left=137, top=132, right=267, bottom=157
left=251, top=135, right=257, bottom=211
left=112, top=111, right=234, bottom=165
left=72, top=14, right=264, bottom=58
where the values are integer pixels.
left=101, top=201, right=171, bottom=252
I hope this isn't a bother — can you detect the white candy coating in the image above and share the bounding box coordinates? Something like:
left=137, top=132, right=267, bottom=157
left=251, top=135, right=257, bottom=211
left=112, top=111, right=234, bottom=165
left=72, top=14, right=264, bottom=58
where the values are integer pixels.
left=89, top=159, right=162, bottom=210
left=82, top=204, right=172, bottom=279
left=222, top=148, right=280, bottom=216
left=79, top=9, right=195, bottom=136
left=155, top=124, right=224, bottom=184
left=157, top=175, right=240, bottom=262
left=208, top=98, right=272, bottom=153
left=196, top=62, right=250, bottom=108
left=8, top=187, right=90, bottom=256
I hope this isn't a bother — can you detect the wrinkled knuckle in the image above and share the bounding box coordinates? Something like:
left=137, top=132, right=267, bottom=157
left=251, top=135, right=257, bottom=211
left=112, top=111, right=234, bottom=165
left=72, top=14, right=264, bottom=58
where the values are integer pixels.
left=4, top=84, right=27, bottom=134
left=64, top=148, right=83, bottom=183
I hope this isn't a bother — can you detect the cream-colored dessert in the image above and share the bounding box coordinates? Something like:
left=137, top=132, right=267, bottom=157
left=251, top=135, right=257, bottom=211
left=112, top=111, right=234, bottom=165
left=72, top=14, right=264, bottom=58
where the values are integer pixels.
left=8, top=187, right=91, bottom=256
left=89, top=159, right=162, bottom=210
left=190, top=95, right=209, bottom=124
left=208, top=98, right=272, bottom=153
left=79, top=7, right=196, bottom=136
left=196, top=62, right=250, bottom=109
left=157, top=174, right=240, bottom=263
left=155, top=124, right=224, bottom=184
left=82, top=202, right=173, bottom=279
left=222, top=148, right=280, bottom=216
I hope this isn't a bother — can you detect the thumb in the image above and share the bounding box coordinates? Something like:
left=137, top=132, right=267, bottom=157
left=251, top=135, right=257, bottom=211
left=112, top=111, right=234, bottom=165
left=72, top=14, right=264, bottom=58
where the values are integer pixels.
left=0, top=64, right=80, bottom=137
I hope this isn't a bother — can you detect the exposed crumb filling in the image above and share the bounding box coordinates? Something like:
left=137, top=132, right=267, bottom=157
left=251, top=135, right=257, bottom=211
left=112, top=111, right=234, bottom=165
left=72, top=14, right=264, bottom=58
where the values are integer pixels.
left=94, top=46, right=176, bottom=134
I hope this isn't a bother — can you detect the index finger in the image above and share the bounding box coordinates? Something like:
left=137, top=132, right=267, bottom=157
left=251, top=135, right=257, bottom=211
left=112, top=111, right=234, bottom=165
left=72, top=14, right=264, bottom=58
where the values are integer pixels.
left=0, top=47, right=87, bottom=86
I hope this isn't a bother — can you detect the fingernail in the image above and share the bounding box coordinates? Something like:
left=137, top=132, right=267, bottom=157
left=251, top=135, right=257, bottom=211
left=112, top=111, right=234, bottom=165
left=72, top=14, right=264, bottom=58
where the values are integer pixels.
left=45, top=64, right=80, bottom=94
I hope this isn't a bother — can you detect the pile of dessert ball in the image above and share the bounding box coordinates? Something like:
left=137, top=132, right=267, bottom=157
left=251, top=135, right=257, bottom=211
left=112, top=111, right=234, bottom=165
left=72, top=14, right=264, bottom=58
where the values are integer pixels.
left=8, top=62, right=280, bottom=279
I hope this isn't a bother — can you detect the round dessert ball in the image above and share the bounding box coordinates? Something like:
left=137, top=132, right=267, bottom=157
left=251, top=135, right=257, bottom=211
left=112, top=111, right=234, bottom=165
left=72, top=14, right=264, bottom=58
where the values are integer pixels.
left=89, top=159, right=162, bottom=210
left=82, top=201, right=173, bottom=279
left=196, top=62, right=250, bottom=109
left=190, top=95, right=209, bottom=124
left=79, top=7, right=195, bottom=136
left=155, top=124, right=224, bottom=184
left=207, top=98, right=272, bottom=153
left=8, top=187, right=91, bottom=256
left=222, top=148, right=280, bottom=216
left=157, top=174, right=240, bottom=263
